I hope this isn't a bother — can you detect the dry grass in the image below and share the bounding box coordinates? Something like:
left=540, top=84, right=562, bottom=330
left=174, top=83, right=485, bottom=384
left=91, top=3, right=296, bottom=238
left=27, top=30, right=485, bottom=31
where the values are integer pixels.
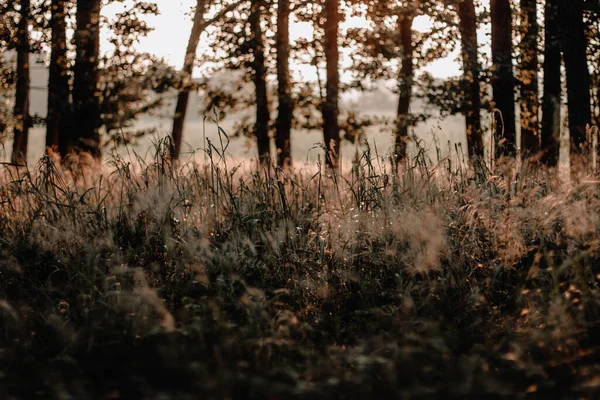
left=1, top=136, right=600, bottom=399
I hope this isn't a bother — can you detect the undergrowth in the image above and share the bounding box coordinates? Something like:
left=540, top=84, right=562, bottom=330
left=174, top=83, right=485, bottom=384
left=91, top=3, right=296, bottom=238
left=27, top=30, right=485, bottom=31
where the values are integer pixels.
left=1, top=137, right=600, bottom=399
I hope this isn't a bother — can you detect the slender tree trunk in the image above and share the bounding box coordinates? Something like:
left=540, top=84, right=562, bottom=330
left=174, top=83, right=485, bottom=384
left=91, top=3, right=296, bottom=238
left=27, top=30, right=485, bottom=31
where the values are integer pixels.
left=276, top=0, right=293, bottom=167
left=560, top=0, right=591, bottom=154
left=458, top=0, right=483, bottom=159
left=597, top=70, right=600, bottom=129
left=11, top=0, right=30, bottom=165
left=490, top=0, right=517, bottom=157
left=322, top=0, right=341, bottom=168
left=519, top=0, right=539, bottom=155
left=249, top=0, right=271, bottom=164
left=395, top=16, right=414, bottom=165
left=541, top=0, right=561, bottom=166
left=73, top=0, right=102, bottom=159
left=171, top=0, right=207, bottom=160
left=47, top=0, right=71, bottom=157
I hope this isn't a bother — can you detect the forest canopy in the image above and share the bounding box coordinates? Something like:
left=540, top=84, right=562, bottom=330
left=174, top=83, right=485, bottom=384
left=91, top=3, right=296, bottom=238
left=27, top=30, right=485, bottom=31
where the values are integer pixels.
left=0, top=0, right=598, bottom=169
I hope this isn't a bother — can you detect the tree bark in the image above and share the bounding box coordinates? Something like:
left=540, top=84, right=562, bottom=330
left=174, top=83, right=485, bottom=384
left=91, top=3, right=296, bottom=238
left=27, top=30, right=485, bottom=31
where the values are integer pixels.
left=276, top=0, right=293, bottom=168
left=560, top=0, right=591, bottom=154
left=11, top=0, right=30, bottom=165
left=47, top=0, right=71, bottom=157
left=458, top=0, right=483, bottom=159
left=171, top=0, right=207, bottom=160
left=73, top=0, right=102, bottom=159
left=518, top=0, right=539, bottom=155
left=249, top=0, right=271, bottom=164
left=395, top=16, right=414, bottom=165
left=322, top=0, right=341, bottom=169
left=490, top=0, right=517, bottom=157
left=540, top=0, right=561, bottom=166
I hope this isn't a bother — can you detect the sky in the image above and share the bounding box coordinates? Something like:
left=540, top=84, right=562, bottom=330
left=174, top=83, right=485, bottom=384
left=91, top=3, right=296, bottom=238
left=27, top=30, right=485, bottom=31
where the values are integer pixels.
left=101, top=0, right=491, bottom=80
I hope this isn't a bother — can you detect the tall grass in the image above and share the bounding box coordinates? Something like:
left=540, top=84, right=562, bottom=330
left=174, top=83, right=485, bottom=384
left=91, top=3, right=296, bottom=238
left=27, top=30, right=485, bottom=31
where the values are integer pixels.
left=1, top=133, right=600, bottom=399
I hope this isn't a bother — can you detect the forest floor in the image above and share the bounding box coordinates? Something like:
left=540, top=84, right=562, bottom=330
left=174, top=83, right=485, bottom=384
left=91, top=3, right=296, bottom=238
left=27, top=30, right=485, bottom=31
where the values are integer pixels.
left=1, top=139, right=600, bottom=399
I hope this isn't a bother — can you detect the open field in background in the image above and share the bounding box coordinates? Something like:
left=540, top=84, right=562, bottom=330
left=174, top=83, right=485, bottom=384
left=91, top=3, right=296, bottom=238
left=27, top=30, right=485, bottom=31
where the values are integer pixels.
left=1, top=63, right=476, bottom=166
left=5, top=63, right=576, bottom=172
left=0, top=113, right=472, bottom=168
left=1, top=135, right=600, bottom=398
left=2, top=111, right=573, bottom=178
left=1, top=64, right=571, bottom=170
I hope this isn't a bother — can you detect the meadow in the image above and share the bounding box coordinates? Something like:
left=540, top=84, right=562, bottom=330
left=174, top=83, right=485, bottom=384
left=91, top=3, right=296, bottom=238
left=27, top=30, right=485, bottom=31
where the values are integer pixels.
left=1, top=134, right=600, bottom=399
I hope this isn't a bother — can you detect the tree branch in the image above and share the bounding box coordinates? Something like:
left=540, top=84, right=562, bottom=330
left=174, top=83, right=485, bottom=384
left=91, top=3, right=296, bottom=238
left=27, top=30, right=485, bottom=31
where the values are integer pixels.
left=199, top=0, right=246, bottom=31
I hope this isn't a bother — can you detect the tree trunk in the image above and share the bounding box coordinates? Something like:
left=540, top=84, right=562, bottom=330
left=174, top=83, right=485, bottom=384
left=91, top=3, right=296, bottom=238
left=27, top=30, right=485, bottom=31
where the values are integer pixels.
left=458, top=0, right=483, bottom=159
left=73, top=0, right=102, bottom=159
left=249, top=0, right=271, bottom=164
left=47, top=0, right=71, bottom=158
left=395, top=16, right=414, bottom=165
left=276, top=0, right=293, bottom=168
left=322, top=0, right=341, bottom=169
left=540, top=0, right=561, bottom=166
left=11, top=0, right=30, bottom=165
left=560, top=0, right=591, bottom=154
left=171, top=0, right=206, bottom=160
left=518, top=0, right=539, bottom=155
left=490, top=0, right=517, bottom=157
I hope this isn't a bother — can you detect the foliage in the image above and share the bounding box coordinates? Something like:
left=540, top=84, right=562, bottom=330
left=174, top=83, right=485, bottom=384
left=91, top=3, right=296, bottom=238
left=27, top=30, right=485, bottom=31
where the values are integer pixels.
left=99, top=0, right=177, bottom=148
left=98, top=52, right=177, bottom=148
